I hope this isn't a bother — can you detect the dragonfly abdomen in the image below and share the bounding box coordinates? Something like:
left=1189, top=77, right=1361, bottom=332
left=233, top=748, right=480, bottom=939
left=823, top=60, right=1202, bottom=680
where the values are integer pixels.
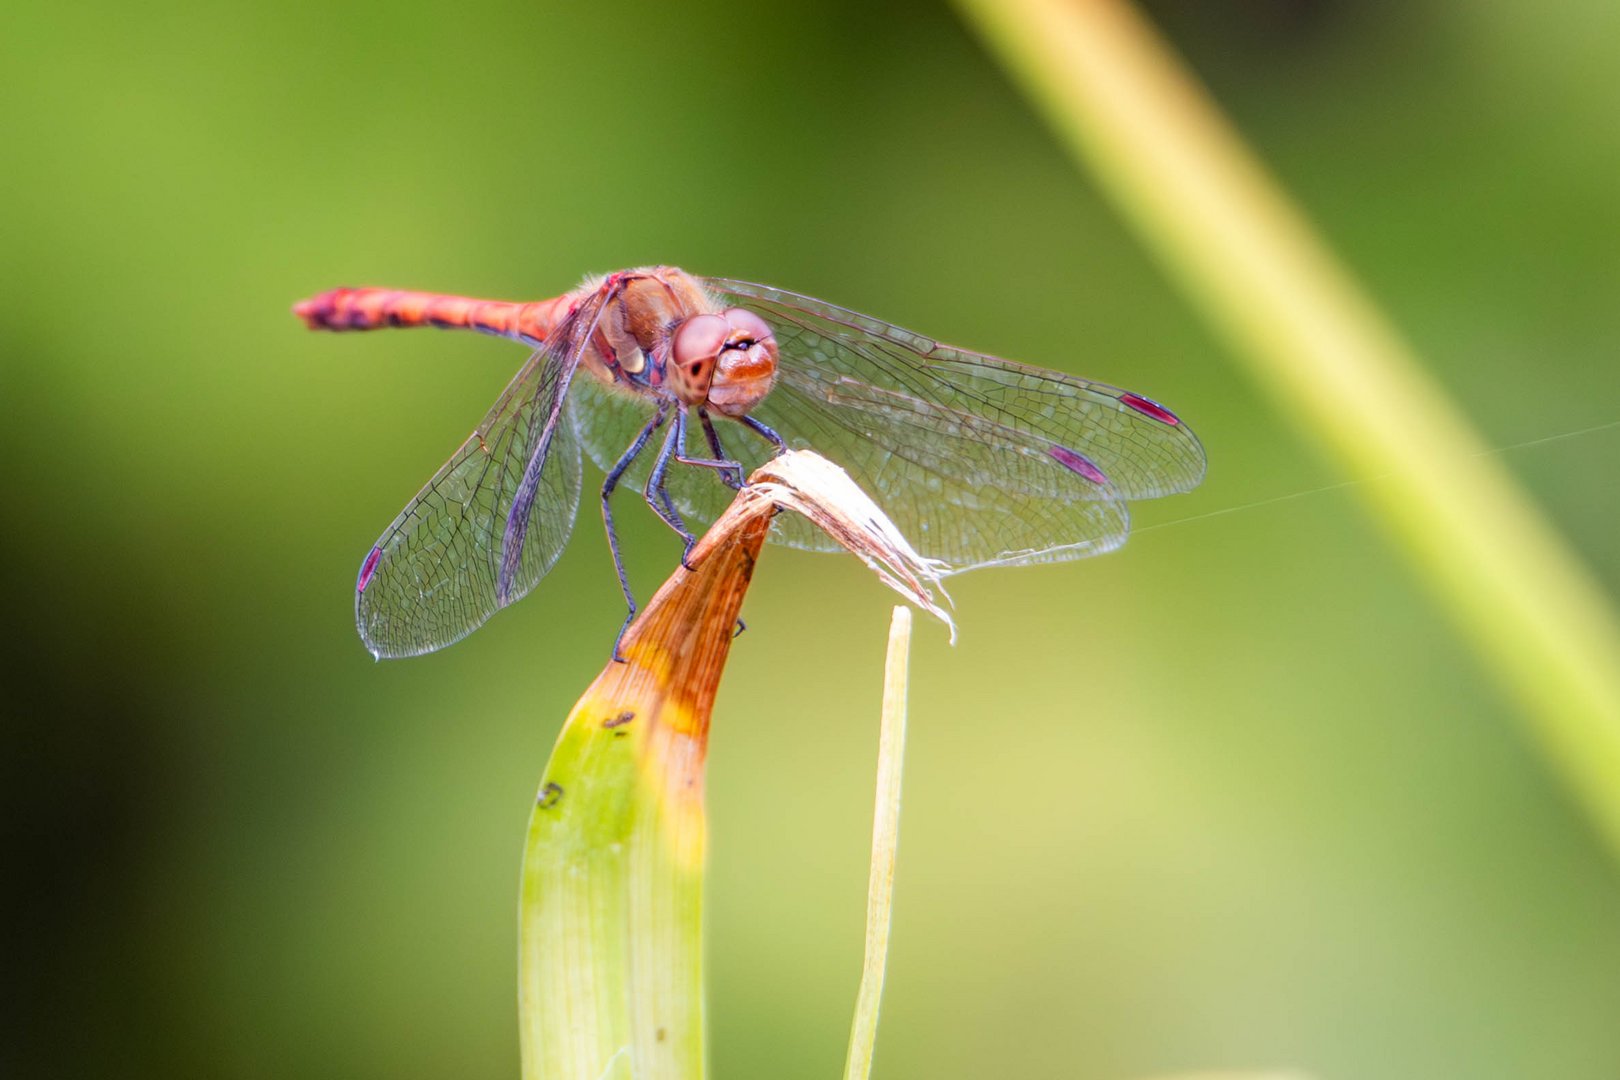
left=293, top=287, right=571, bottom=346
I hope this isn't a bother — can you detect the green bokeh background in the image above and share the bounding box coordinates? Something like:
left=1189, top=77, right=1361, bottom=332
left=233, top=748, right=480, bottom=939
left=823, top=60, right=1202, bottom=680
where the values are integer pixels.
left=6, top=2, right=1620, bottom=1078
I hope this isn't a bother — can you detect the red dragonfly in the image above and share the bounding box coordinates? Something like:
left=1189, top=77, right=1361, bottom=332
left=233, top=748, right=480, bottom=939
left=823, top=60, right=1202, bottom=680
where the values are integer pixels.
left=295, top=266, right=1205, bottom=659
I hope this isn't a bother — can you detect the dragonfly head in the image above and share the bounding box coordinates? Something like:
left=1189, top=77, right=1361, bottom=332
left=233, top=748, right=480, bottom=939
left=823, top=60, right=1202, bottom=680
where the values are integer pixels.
left=669, top=308, right=778, bottom=417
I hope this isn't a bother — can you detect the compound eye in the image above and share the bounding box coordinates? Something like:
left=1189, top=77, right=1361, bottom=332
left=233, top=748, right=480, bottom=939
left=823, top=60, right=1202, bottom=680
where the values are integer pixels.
left=671, top=314, right=729, bottom=369
left=723, top=307, right=774, bottom=346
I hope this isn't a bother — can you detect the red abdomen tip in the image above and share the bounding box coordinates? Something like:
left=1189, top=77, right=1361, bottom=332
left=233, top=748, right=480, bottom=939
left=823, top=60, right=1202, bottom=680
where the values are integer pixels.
left=293, top=288, right=353, bottom=330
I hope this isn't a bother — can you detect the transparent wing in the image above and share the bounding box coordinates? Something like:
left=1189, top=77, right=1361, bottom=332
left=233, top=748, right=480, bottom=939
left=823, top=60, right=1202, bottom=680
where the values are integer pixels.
left=746, top=357, right=1133, bottom=568
left=569, top=374, right=665, bottom=479
left=355, top=343, right=583, bottom=658
left=699, top=277, right=1207, bottom=571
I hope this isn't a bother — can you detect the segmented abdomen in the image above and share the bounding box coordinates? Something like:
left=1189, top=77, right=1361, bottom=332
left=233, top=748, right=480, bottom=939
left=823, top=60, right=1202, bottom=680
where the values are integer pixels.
left=293, top=287, right=571, bottom=345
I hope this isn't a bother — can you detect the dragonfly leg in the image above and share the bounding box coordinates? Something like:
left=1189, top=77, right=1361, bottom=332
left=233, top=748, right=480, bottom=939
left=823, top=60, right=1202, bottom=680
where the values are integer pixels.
left=674, top=408, right=747, bottom=490
left=738, top=413, right=788, bottom=453
left=603, top=402, right=668, bottom=662
left=680, top=409, right=750, bottom=637
left=645, top=411, right=699, bottom=569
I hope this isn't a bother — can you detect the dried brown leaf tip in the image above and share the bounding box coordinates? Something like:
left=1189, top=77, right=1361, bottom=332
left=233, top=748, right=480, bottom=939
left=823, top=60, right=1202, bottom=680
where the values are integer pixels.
left=692, top=450, right=954, bottom=636
left=531, top=450, right=951, bottom=867
left=585, top=449, right=951, bottom=849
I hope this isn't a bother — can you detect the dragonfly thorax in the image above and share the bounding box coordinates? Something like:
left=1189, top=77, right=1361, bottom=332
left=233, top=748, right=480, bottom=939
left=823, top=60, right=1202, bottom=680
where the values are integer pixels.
left=588, top=267, right=777, bottom=416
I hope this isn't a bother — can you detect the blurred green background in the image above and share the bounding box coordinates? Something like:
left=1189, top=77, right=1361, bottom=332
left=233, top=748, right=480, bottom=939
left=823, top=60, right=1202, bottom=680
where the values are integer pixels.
left=5, top=1, right=1619, bottom=1077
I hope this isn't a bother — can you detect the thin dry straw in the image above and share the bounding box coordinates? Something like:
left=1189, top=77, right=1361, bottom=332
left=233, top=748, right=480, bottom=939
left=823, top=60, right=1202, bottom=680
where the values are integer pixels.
left=955, top=0, right=1620, bottom=854
left=844, top=606, right=912, bottom=1080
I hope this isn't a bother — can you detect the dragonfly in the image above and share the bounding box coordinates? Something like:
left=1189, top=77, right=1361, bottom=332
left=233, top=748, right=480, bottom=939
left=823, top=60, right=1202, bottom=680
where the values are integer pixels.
left=294, top=266, right=1206, bottom=659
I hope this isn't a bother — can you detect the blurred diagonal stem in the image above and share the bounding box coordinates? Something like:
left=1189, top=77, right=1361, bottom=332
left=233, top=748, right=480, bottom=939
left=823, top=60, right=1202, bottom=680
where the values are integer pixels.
left=953, top=0, right=1620, bottom=849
